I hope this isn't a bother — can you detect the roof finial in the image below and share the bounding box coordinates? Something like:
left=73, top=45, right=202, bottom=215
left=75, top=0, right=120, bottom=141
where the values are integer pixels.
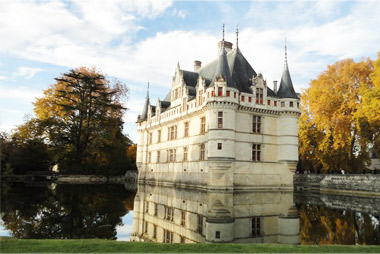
left=236, top=24, right=239, bottom=49
left=284, top=37, right=288, bottom=68
left=146, top=81, right=150, bottom=98
left=222, top=23, right=225, bottom=42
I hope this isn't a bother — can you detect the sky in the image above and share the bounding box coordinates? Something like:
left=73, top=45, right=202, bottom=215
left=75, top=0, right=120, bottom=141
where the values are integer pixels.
left=0, top=0, right=379, bottom=142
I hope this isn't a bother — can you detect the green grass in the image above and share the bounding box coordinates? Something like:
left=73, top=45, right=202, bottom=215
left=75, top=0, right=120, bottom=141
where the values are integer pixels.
left=1, top=237, right=380, bottom=253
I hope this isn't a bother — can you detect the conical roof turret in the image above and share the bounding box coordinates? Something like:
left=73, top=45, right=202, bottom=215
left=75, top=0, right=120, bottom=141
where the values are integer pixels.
left=211, top=25, right=236, bottom=88
left=138, top=82, right=150, bottom=122
left=277, top=39, right=298, bottom=99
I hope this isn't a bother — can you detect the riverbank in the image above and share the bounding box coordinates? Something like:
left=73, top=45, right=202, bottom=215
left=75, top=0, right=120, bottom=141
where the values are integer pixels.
left=1, top=238, right=380, bottom=253
left=294, top=174, right=380, bottom=196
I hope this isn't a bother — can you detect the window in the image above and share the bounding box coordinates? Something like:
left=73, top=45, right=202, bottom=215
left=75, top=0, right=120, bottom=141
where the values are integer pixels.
left=241, top=95, right=245, bottom=102
left=154, top=203, right=158, bottom=216
left=157, top=151, right=160, bottom=163
left=256, top=88, right=263, bottom=104
left=164, top=230, right=173, bottom=243
left=144, top=221, right=148, bottom=233
left=274, top=101, right=277, bottom=107
left=183, top=98, right=187, bottom=111
left=200, top=144, right=205, bottom=161
left=148, top=152, right=151, bottom=163
left=149, top=133, right=152, bottom=144
left=218, top=87, right=223, bottom=96
left=267, top=100, right=271, bottom=105
left=153, top=224, right=157, bottom=239
left=234, top=92, right=237, bottom=98
left=183, top=147, right=188, bottom=161
left=181, top=211, right=186, bottom=226
left=197, top=215, right=203, bottom=234
left=227, top=90, right=230, bottom=96
left=200, top=117, right=206, bottom=134
left=290, top=101, right=294, bottom=107
left=212, top=90, right=215, bottom=97
left=252, top=144, right=261, bottom=161
left=169, top=149, right=176, bottom=162
left=165, top=207, right=173, bottom=221
left=216, top=231, right=220, bottom=239
left=297, top=102, right=300, bottom=108
left=252, top=116, right=261, bottom=133
left=145, top=201, right=149, bottom=213
left=157, top=130, right=161, bottom=143
left=252, top=217, right=261, bottom=237
left=217, top=143, right=222, bottom=150
left=218, top=112, right=223, bottom=128
left=184, top=122, right=189, bottom=137
left=249, top=97, right=252, bottom=103
left=168, top=126, right=177, bottom=140
left=198, top=90, right=203, bottom=106
left=281, top=101, right=285, bottom=107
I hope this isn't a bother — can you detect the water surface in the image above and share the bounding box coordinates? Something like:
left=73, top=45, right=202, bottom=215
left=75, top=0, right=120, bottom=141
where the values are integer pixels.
left=1, top=182, right=379, bottom=245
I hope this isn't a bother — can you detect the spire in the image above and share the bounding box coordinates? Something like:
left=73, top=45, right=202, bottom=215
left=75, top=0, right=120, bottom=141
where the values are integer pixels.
left=211, top=24, right=236, bottom=88
left=236, top=24, right=239, bottom=49
left=222, top=23, right=225, bottom=42
left=277, top=38, right=298, bottom=99
left=138, top=81, right=150, bottom=122
left=284, top=37, right=288, bottom=69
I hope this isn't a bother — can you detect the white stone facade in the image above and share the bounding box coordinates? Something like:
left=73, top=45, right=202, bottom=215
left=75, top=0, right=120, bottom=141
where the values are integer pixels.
left=136, top=39, right=300, bottom=190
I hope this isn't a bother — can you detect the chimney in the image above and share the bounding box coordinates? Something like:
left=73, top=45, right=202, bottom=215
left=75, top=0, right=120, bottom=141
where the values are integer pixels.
left=194, top=60, right=202, bottom=71
left=218, top=40, right=233, bottom=53
left=273, top=80, right=278, bottom=93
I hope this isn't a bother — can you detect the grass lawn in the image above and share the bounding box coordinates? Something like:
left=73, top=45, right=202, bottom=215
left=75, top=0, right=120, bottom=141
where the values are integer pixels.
left=1, top=237, right=380, bottom=253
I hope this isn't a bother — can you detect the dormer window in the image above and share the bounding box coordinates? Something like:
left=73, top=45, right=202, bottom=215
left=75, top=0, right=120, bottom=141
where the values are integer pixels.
left=218, top=87, right=223, bottom=96
left=256, top=88, right=263, bottom=104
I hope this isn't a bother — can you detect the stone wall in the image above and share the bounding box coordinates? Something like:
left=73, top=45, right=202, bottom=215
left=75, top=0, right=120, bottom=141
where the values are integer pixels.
left=294, top=174, right=380, bottom=196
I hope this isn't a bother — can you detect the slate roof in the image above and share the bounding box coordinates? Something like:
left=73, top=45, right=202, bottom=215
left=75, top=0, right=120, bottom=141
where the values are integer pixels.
left=277, top=61, right=298, bottom=99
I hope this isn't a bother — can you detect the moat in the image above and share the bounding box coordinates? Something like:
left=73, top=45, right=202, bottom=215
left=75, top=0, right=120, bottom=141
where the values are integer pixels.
left=1, top=182, right=379, bottom=245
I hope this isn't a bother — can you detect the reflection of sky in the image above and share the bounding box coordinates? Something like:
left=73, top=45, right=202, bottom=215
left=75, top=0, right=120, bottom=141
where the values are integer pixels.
left=0, top=219, right=11, bottom=237
left=116, top=211, right=134, bottom=241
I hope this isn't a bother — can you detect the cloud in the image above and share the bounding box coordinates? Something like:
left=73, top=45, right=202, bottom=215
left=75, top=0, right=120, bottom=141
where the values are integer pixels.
left=0, top=86, right=42, bottom=101
left=0, top=0, right=173, bottom=55
left=0, top=75, right=7, bottom=80
left=13, top=67, right=43, bottom=79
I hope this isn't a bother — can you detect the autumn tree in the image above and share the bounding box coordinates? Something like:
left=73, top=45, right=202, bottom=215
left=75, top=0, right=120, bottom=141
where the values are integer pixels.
left=356, top=53, right=380, bottom=156
left=299, top=58, right=376, bottom=173
left=13, top=67, right=134, bottom=175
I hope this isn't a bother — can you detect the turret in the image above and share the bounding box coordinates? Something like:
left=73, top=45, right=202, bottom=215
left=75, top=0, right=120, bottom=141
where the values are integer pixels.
left=277, top=39, right=298, bottom=99
left=211, top=25, right=236, bottom=89
left=138, top=82, right=150, bottom=122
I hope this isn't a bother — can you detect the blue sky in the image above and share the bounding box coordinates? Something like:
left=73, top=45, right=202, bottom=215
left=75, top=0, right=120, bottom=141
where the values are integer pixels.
left=1, top=0, right=379, bottom=142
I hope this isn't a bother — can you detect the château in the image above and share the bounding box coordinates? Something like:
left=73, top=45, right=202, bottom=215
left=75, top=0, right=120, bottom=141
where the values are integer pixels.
left=136, top=31, right=300, bottom=190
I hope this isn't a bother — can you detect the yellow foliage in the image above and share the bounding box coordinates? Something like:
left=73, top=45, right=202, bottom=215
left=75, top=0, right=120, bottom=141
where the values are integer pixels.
left=299, top=57, right=376, bottom=172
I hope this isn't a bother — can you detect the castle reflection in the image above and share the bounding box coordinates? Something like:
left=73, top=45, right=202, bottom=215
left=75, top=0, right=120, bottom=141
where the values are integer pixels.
left=130, top=184, right=300, bottom=244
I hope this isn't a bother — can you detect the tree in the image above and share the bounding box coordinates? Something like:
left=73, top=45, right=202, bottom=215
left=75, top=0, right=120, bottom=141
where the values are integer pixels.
left=356, top=53, right=380, bottom=156
left=299, top=58, right=375, bottom=173
left=11, top=67, right=134, bottom=175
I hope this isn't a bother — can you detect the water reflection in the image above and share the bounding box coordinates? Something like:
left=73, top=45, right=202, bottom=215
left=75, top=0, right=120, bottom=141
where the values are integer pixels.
left=0, top=182, right=135, bottom=239
left=130, top=184, right=300, bottom=244
left=1, top=182, right=379, bottom=244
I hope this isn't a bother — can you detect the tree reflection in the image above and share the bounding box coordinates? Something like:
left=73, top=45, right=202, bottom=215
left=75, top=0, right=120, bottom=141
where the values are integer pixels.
left=299, top=204, right=380, bottom=245
left=1, top=183, right=136, bottom=239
